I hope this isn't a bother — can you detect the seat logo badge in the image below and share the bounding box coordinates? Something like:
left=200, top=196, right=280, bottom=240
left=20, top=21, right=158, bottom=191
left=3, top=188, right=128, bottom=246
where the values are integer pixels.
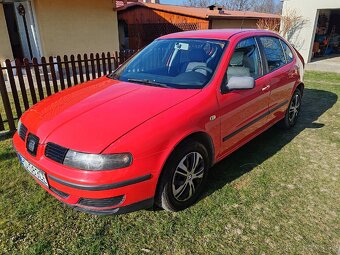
left=210, top=115, right=216, bottom=121
left=28, top=140, right=36, bottom=152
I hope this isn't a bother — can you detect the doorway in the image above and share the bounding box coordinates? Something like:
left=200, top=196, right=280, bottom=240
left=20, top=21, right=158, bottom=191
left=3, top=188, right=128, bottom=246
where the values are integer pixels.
left=3, top=1, right=41, bottom=60
left=312, top=9, right=340, bottom=61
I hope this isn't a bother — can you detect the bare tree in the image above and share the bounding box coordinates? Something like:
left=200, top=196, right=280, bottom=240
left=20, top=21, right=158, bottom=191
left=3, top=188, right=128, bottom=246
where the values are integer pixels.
left=256, top=18, right=280, bottom=32
left=222, top=0, right=252, bottom=11
left=280, top=8, right=308, bottom=41
left=252, top=0, right=282, bottom=14
left=184, top=0, right=282, bottom=13
left=183, top=0, right=215, bottom=8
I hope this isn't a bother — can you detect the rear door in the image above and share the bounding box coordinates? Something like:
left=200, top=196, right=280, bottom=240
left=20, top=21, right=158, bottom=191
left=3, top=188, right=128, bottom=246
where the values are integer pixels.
left=257, top=36, right=298, bottom=123
left=217, top=37, right=270, bottom=155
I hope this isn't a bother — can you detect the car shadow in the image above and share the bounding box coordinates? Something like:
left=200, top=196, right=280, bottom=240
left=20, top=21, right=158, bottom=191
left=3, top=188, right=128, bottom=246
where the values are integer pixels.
left=202, top=88, right=338, bottom=199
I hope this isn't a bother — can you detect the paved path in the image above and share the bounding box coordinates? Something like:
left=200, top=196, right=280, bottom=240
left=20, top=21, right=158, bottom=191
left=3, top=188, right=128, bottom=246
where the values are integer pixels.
left=306, top=55, right=340, bottom=73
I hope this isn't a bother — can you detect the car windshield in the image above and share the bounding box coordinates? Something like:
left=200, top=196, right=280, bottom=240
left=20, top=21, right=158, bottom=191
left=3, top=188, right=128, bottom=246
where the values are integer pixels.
left=110, top=39, right=228, bottom=89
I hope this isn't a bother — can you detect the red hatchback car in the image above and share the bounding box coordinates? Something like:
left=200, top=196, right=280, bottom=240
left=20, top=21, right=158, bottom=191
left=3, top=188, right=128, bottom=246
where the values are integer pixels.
left=13, top=29, right=304, bottom=215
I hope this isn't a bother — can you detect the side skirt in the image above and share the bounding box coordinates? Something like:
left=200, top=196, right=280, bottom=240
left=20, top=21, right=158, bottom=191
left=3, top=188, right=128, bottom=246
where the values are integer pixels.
left=214, top=115, right=285, bottom=164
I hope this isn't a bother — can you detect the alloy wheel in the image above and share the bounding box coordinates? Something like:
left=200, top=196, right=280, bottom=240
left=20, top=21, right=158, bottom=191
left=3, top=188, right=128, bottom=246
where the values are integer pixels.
left=172, top=152, right=205, bottom=202
left=288, top=93, right=301, bottom=123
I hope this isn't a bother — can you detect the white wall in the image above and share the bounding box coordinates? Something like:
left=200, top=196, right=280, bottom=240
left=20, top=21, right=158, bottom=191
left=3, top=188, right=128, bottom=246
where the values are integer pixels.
left=281, top=0, right=340, bottom=62
left=0, top=5, right=13, bottom=62
left=33, top=0, right=119, bottom=57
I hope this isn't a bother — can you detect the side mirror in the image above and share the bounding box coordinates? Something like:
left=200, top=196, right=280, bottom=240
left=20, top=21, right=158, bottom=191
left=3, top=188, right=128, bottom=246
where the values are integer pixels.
left=223, top=76, right=255, bottom=93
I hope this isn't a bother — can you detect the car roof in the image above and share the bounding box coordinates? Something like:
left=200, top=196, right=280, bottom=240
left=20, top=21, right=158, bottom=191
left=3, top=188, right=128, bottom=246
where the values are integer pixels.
left=159, top=29, right=278, bottom=41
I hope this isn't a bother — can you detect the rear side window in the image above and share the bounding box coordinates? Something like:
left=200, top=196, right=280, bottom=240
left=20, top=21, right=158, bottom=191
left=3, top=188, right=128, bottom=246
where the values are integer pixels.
left=259, top=37, right=286, bottom=72
left=280, top=40, right=294, bottom=63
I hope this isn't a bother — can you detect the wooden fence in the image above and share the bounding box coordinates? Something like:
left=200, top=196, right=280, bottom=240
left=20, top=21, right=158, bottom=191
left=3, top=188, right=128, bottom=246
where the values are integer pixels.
left=0, top=50, right=134, bottom=132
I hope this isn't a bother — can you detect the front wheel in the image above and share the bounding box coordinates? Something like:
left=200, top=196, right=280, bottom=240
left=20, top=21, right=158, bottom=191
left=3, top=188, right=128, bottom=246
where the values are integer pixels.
left=155, top=141, right=210, bottom=212
left=279, top=89, right=302, bottom=129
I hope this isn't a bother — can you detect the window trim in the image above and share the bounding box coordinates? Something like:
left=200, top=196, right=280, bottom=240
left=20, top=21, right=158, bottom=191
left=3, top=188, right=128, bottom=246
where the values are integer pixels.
left=220, top=36, right=265, bottom=94
left=257, top=35, right=292, bottom=75
left=279, top=39, right=288, bottom=64
left=280, top=39, right=294, bottom=64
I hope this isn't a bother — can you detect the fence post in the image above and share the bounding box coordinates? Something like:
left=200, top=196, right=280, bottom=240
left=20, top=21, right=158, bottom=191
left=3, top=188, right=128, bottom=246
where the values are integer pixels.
left=90, top=53, right=96, bottom=79
left=0, top=113, right=5, bottom=131
left=96, top=53, right=101, bottom=77
left=107, top=52, right=113, bottom=73
left=101, top=52, right=107, bottom=75
left=77, top=54, right=84, bottom=83
left=114, top=52, right=119, bottom=69
left=41, top=57, right=52, bottom=96
left=84, top=54, right=91, bottom=81
left=70, top=55, right=78, bottom=85
left=0, top=64, right=16, bottom=131
left=63, top=55, right=72, bottom=88
left=24, top=58, right=38, bottom=104
left=15, top=59, right=30, bottom=110
left=5, top=59, right=22, bottom=118
left=56, top=56, right=65, bottom=90
left=32, top=58, right=45, bottom=100
left=49, top=56, right=59, bottom=93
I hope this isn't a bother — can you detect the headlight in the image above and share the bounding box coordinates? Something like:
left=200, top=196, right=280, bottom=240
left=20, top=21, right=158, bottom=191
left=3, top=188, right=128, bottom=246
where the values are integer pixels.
left=17, top=119, right=22, bottom=131
left=63, top=150, right=132, bottom=170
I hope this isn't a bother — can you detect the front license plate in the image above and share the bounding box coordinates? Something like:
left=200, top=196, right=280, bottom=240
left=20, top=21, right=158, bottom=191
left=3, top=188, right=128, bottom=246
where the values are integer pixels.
left=18, top=154, right=49, bottom=188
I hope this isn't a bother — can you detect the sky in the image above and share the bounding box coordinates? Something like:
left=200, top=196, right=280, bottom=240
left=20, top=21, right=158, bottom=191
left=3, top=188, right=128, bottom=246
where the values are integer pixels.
left=160, top=0, right=281, bottom=6
left=160, top=0, right=183, bottom=5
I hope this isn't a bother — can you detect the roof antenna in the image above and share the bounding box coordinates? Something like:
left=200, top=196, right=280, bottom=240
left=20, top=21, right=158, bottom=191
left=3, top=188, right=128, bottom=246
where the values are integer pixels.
left=240, top=9, right=246, bottom=29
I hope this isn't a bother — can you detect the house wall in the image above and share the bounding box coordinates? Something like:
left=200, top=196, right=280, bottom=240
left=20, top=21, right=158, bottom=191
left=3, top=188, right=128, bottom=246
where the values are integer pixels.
left=211, top=19, right=258, bottom=29
left=33, top=0, right=119, bottom=56
left=0, top=5, right=13, bottom=62
left=282, top=0, right=340, bottom=62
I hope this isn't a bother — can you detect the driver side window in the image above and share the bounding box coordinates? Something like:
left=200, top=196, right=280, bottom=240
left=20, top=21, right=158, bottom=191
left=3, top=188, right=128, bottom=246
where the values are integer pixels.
left=226, top=37, right=262, bottom=82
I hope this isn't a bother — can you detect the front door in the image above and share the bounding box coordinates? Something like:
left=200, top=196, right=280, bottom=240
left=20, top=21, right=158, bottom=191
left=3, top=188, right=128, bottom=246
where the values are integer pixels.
left=217, top=37, right=270, bottom=155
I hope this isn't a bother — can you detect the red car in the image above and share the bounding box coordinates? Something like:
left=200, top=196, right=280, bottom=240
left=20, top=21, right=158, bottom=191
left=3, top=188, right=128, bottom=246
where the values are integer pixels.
left=13, top=29, right=304, bottom=215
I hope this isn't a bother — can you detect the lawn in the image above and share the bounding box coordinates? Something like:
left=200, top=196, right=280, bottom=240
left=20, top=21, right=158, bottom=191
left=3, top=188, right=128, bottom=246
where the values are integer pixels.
left=0, top=71, right=339, bottom=254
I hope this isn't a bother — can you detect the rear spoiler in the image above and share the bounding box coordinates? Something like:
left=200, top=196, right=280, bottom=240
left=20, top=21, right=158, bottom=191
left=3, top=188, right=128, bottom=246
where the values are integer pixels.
left=293, top=46, right=305, bottom=68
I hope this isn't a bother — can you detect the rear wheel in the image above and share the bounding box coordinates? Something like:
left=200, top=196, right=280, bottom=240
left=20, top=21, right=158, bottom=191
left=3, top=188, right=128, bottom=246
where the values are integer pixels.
left=279, top=89, right=302, bottom=129
left=156, top=141, right=210, bottom=212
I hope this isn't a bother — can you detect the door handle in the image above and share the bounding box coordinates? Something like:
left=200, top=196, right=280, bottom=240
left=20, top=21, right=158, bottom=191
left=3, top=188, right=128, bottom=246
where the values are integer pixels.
left=262, top=85, right=271, bottom=92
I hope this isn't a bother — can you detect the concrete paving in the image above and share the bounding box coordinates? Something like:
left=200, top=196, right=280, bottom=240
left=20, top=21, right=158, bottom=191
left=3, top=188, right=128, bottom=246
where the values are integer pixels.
left=306, top=55, right=340, bottom=73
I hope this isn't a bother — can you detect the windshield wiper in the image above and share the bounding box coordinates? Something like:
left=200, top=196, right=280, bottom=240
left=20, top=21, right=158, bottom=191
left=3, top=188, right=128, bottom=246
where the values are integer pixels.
left=128, top=78, right=170, bottom=88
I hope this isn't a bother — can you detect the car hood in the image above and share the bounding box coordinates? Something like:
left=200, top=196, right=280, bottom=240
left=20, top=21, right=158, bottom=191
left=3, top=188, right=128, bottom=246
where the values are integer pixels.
left=22, top=77, right=200, bottom=153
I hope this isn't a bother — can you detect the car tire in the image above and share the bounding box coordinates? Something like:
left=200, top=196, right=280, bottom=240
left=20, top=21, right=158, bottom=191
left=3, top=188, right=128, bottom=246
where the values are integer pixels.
left=155, top=140, right=210, bottom=212
left=278, top=89, right=302, bottom=129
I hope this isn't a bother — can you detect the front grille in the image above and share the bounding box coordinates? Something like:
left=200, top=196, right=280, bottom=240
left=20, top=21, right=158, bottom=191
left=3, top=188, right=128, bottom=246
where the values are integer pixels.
left=18, top=124, right=28, bottom=141
left=50, top=186, right=69, bottom=199
left=78, top=195, right=124, bottom=208
left=45, top=143, right=68, bottom=164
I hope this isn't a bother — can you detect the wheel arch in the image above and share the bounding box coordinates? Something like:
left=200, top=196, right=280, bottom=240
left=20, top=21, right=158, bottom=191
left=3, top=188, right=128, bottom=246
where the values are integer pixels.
left=156, top=131, right=215, bottom=181
left=296, top=82, right=304, bottom=96
left=154, top=131, right=215, bottom=205
left=179, top=132, right=215, bottom=167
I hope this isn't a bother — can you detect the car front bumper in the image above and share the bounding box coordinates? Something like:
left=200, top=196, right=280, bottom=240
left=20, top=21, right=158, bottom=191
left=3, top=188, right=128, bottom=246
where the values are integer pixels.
left=13, top=133, right=158, bottom=215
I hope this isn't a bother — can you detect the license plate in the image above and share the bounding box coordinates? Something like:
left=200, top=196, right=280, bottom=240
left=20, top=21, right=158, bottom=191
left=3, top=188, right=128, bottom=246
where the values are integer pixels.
left=18, top=154, right=49, bottom=188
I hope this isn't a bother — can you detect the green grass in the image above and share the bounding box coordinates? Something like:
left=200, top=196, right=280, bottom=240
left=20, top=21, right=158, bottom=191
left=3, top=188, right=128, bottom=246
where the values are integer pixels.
left=0, top=71, right=339, bottom=254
